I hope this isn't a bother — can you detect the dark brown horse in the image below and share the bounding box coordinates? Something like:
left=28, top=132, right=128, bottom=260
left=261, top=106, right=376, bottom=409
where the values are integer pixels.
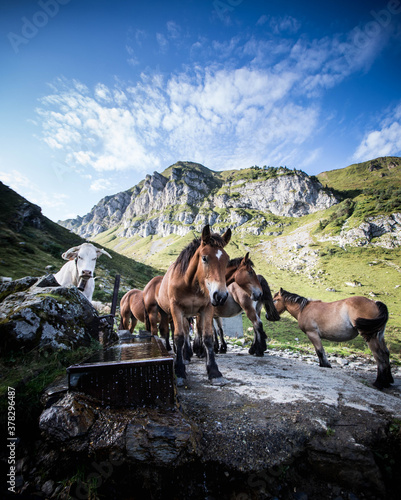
left=192, top=253, right=262, bottom=356
left=156, top=225, right=231, bottom=386
left=273, top=288, right=393, bottom=389
left=212, top=274, right=280, bottom=356
left=119, top=289, right=146, bottom=332
left=193, top=255, right=279, bottom=356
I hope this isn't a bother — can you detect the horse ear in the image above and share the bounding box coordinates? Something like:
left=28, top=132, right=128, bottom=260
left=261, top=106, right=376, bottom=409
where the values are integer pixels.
left=201, top=225, right=211, bottom=244
left=240, top=252, right=250, bottom=266
left=280, top=287, right=284, bottom=294
left=222, top=228, right=231, bottom=246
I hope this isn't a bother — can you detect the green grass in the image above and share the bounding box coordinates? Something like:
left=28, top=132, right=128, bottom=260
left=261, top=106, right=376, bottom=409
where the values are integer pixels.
left=0, top=181, right=159, bottom=303
left=0, top=341, right=102, bottom=437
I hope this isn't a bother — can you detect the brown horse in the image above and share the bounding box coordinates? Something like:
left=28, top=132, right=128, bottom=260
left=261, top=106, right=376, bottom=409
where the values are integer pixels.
left=192, top=253, right=263, bottom=356
left=156, top=225, right=231, bottom=386
left=119, top=289, right=146, bottom=332
left=273, top=288, right=393, bottom=389
left=149, top=254, right=262, bottom=358
left=142, top=276, right=194, bottom=362
left=142, top=275, right=169, bottom=343
left=207, top=272, right=280, bottom=356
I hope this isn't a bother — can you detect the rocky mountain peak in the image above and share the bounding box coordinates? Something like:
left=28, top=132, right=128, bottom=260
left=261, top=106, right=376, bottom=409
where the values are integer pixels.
left=59, top=162, right=338, bottom=239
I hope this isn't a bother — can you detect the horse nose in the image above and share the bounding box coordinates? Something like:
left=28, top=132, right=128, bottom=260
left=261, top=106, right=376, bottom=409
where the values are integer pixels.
left=252, top=289, right=262, bottom=301
left=212, top=290, right=228, bottom=306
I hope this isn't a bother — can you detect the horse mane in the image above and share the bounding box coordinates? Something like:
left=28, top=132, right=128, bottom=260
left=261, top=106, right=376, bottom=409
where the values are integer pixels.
left=280, top=289, right=310, bottom=311
left=174, top=233, right=227, bottom=274
left=228, top=257, right=255, bottom=269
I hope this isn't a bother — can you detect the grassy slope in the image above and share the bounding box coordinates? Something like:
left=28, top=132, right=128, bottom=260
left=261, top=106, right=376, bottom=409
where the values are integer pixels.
left=0, top=182, right=159, bottom=300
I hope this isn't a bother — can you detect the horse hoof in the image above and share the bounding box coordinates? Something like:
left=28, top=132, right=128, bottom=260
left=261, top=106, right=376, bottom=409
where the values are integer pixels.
left=210, top=377, right=228, bottom=386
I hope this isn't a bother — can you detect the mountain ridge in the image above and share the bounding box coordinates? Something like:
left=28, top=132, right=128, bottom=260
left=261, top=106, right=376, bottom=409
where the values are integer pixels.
left=59, top=161, right=338, bottom=239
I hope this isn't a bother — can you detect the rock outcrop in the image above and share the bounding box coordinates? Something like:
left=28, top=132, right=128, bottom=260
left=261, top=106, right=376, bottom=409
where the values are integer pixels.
left=59, top=162, right=338, bottom=239
left=331, top=213, right=401, bottom=249
left=0, top=275, right=114, bottom=353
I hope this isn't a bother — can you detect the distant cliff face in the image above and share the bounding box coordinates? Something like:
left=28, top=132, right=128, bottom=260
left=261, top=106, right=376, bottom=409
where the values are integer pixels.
left=59, top=162, right=338, bottom=239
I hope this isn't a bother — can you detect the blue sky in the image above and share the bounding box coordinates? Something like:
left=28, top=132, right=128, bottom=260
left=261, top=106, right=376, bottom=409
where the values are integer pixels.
left=1, top=0, right=401, bottom=222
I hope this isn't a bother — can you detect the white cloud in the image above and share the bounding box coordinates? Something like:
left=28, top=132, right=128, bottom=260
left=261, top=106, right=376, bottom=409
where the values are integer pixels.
left=156, top=33, right=168, bottom=52
left=0, top=169, right=69, bottom=211
left=353, top=102, right=401, bottom=161
left=268, top=15, right=301, bottom=35
left=90, top=178, right=114, bottom=192
left=36, top=20, right=395, bottom=177
left=166, top=21, right=181, bottom=40
left=95, top=83, right=112, bottom=102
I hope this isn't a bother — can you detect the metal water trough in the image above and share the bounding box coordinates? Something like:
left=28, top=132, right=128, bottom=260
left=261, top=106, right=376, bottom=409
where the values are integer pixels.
left=67, top=334, right=175, bottom=408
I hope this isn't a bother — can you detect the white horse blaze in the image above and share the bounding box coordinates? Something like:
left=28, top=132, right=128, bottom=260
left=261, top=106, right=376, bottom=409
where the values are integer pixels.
left=215, top=249, right=223, bottom=260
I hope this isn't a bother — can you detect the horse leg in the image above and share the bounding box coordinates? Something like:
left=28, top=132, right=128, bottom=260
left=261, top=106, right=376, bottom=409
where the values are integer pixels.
left=307, top=330, right=331, bottom=368
left=193, top=315, right=205, bottom=357
left=119, top=298, right=131, bottom=331
left=366, top=330, right=394, bottom=389
left=213, top=324, right=219, bottom=353
left=158, top=310, right=171, bottom=350
left=246, top=307, right=266, bottom=357
left=146, top=302, right=160, bottom=337
left=129, top=314, right=137, bottom=334
left=199, top=309, right=226, bottom=385
left=183, top=318, right=193, bottom=364
left=215, top=317, right=227, bottom=354
left=171, top=306, right=187, bottom=386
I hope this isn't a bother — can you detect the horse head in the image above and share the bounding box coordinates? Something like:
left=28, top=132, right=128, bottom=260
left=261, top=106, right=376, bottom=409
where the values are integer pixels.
left=198, top=225, right=231, bottom=306
left=227, top=253, right=263, bottom=301
left=273, top=288, right=286, bottom=314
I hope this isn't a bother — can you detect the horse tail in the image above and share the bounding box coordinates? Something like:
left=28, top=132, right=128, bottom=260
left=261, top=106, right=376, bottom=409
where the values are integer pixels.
left=355, top=301, right=389, bottom=341
left=258, top=274, right=280, bottom=322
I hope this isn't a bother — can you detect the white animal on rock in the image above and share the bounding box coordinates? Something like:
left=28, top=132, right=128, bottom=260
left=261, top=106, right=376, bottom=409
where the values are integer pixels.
left=53, top=243, right=112, bottom=302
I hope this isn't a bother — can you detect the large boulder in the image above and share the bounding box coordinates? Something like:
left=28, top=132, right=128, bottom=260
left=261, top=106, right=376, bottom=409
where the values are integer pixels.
left=38, top=392, right=198, bottom=465
left=0, top=275, right=114, bottom=354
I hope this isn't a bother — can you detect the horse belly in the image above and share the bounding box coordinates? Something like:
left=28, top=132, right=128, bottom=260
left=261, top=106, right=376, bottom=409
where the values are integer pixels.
left=304, top=303, right=358, bottom=343
left=213, top=295, right=242, bottom=318
left=316, top=315, right=358, bottom=342
left=320, top=326, right=358, bottom=342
